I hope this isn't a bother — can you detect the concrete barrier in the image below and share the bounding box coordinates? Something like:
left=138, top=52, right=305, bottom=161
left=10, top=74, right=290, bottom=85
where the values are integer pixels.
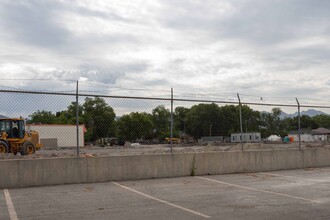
left=1, top=148, right=330, bottom=189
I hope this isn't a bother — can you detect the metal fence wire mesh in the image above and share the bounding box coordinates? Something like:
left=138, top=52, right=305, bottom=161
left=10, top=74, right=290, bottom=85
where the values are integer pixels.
left=1, top=83, right=330, bottom=160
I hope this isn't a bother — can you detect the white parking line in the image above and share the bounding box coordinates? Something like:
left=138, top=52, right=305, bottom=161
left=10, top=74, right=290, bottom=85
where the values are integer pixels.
left=112, top=182, right=211, bottom=218
left=260, top=172, right=323, bottom=183
left=196, top=176, right=321, bottom=204
left=4, top=189, right=19, bottom=220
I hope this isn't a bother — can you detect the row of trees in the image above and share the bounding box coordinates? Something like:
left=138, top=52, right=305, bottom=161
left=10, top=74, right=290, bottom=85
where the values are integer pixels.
left=28, top=97, right=330, bottom=142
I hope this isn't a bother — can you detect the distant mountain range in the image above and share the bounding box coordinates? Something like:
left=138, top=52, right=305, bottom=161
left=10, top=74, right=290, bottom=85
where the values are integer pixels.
left=280, top=109, right=328, bottom=119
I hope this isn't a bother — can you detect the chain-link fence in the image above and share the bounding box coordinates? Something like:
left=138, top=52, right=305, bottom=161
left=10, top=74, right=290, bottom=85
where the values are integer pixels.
left=1, top=82, right=330, bottom=160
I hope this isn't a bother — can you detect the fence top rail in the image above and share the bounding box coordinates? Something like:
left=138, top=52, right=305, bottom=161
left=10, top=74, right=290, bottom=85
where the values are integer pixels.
left=1, top=89, right=330, bottom=109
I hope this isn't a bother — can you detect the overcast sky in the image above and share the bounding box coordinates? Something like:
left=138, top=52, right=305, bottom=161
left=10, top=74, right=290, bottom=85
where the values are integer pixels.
left=1, top=0, right=330, bottom=113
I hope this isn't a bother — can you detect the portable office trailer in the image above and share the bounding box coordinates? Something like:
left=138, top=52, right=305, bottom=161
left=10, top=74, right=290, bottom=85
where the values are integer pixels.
left=231, top=132, right=261, bottom=143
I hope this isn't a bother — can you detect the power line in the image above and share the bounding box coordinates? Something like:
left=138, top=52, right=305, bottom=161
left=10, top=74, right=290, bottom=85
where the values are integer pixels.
left=80, top=81, right=170, bottom=93
left=1, top=79, right=330, bottom=107
left=0, top=78, right=77, bottom=82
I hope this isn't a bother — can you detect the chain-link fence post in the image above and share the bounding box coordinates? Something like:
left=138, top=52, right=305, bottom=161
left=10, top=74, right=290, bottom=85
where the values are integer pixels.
left=296, top=98, right=301, bottom=150
left=237, top=93, right=243, bottom=151
left=170, top=88, right=173, bottom=153
left=76, top=81, right=80, bottom=157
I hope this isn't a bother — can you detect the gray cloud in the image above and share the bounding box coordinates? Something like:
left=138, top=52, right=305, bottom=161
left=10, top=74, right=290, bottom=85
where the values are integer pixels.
left=0, top=1, right=71, bottom=48
left=78, top=60, right=150, bottom=83
left=0, top=0, right=140, bottom=53
left=158, top=0, right=330, bottom=45
left=0, top=0, right=330, bottom=112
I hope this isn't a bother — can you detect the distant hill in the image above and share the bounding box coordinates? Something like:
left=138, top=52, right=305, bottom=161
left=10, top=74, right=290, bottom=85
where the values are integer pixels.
left=280, top=109, right=328, bottom=119
left=0, top=115, right=8, bottom=118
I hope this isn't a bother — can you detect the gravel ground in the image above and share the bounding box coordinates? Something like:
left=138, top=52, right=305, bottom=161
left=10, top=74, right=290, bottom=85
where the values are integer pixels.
left=1, top=142, right=329, bottom=160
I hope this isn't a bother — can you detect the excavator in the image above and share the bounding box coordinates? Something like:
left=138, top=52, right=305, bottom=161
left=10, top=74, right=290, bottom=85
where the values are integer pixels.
left=0, top=117, right=42, bottom=155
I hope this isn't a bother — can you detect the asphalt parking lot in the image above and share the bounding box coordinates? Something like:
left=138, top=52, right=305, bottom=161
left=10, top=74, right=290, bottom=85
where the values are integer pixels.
left=1, top=167, right=330, bottom=220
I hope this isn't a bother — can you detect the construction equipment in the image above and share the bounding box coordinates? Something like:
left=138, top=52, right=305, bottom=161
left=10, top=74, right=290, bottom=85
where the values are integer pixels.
left=0, top=117, right=43, bottom=155
left=96, top=137, right=125, bottom=147
left=165, top=137, right=180, bottom=144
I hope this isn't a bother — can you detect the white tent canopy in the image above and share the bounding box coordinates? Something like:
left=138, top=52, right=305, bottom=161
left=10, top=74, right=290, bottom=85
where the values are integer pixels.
left=267, top=135, right=282, bottom=141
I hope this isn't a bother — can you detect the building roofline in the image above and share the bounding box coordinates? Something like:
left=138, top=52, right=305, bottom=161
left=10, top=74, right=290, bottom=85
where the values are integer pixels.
left=27, top=124, right=85, bottom=127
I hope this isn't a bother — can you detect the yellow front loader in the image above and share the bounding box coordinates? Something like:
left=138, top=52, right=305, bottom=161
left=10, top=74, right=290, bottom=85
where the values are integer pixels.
left=0, top=118, right=42, bottom=155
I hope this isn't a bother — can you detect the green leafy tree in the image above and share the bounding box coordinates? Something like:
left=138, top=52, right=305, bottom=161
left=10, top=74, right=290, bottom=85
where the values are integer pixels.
left=313, top=114, right=330, bottom=128
left=152, top=105, right=171, bottom=139
left=55, top=102, right=83, bottom=124
left=116, top=112, right=154, bottom=141
left=217, top=105, right=261, bottom=136
left=186, top=103, right=222, bottom=139
left=241, top=105, right=261, bottom=134
left=82, top=97, right=116, bottom=142
left=290, top=115, right=318, bottom=130
left=29, top=110, right=57, bottom=124
left=280, top=117, right=295, bottom=134
left=260, top=107, right=284, bottom=137
left=217, top=105, right=239, bottom=136
left=174, top=106, right=190, bottom=134
left=281, top=115, right=320, bottom=133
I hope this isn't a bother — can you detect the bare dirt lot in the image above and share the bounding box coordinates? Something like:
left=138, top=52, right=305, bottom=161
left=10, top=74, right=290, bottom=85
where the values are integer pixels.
left=1, top=142, right=329, bottom=160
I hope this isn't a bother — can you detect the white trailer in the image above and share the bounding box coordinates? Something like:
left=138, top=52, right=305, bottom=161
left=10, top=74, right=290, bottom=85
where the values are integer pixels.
left=27, top=124, right=85, bottom=148
left=231, top=132, right=261, bottom=143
